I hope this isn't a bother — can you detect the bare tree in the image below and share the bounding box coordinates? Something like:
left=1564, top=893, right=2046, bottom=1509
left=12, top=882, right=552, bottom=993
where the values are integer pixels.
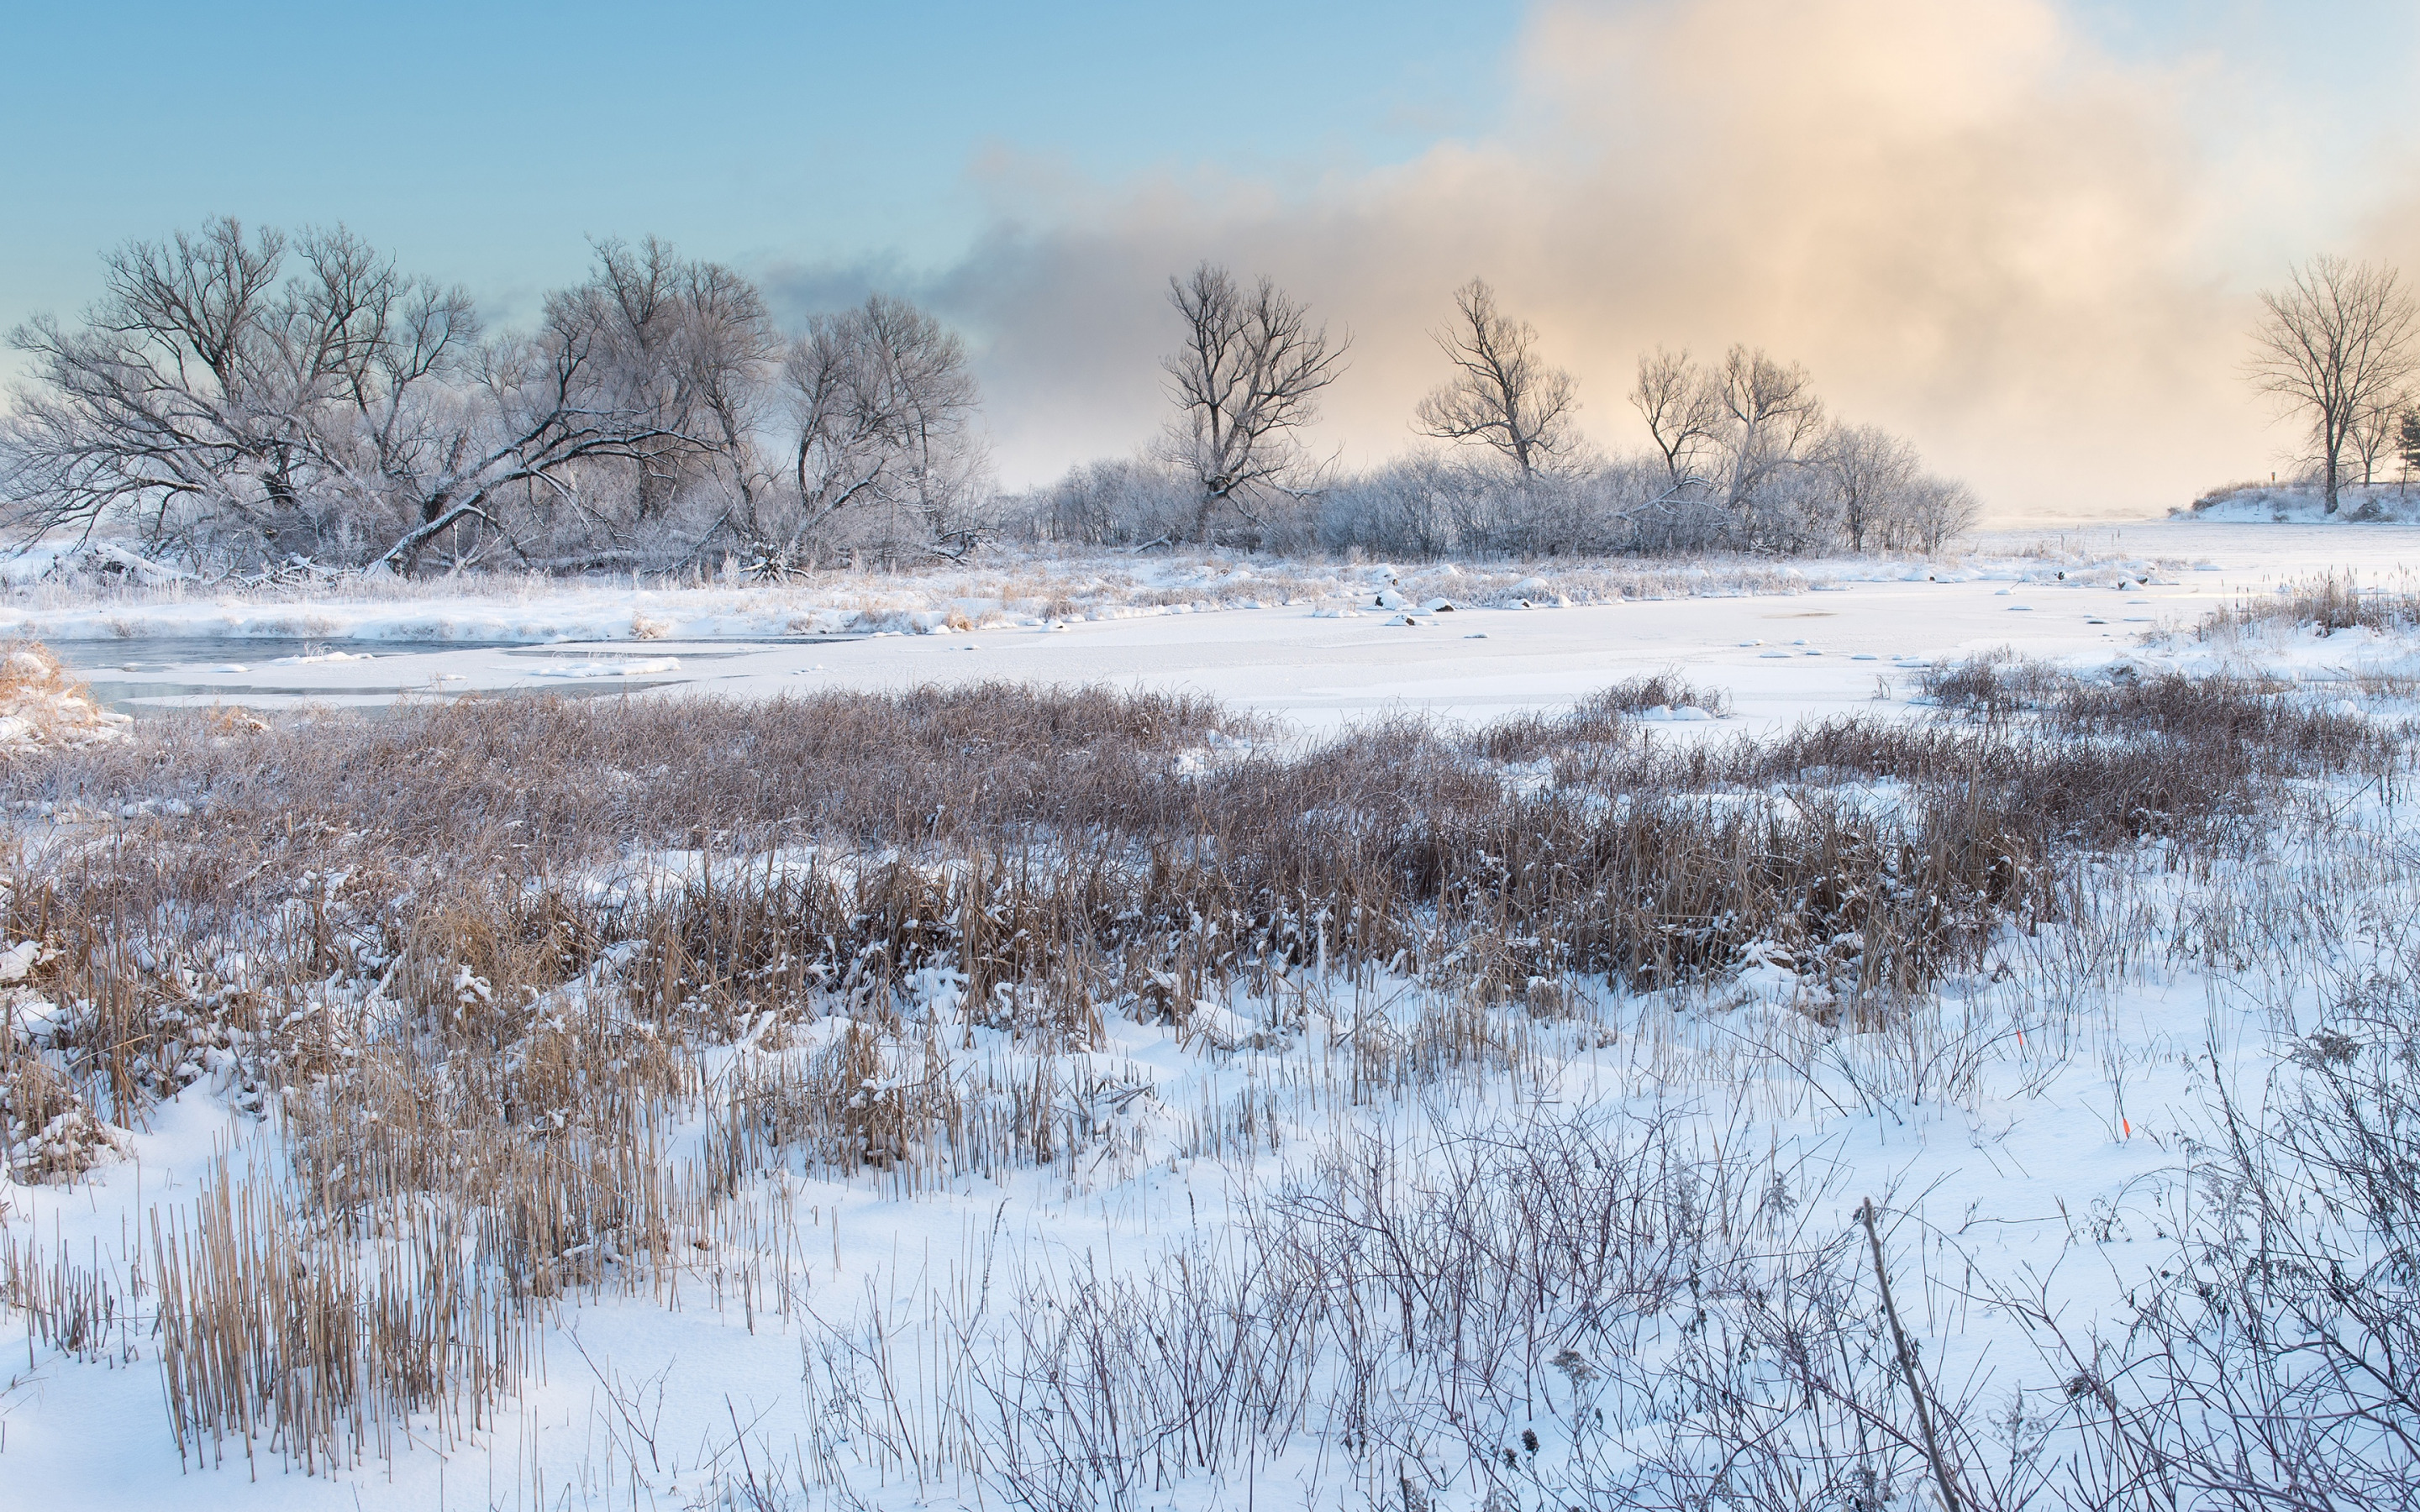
left=0, top=219, right=752, bottom=571
left=1901, top=476, right=1981, bottom=553
left=763, top=292, right=986, bottom=561
left=1160, top=263, right=1347, bottom=543
left=5, top=218, right=341, bottom=554
left=1818, top=423, right=1920, bottom=554
left=371, top=239, right=754, bottom=571
left=1, top=219, right=507, bottom=564
left=2248, top=255, right=2418, bottom=513
left=860, top=293, right=988, bottom=553
left=1002, top=457, right=1193, bottom=548
left=563, top=239, right=779, bottom=529
left=1630, top=347, right=1725, bottom=488
left=1717, top=344, right=1825, bottom=513
left=2347, top=387, right=2409, bottom=491
left=1413, top=279, right=1577, bottom=478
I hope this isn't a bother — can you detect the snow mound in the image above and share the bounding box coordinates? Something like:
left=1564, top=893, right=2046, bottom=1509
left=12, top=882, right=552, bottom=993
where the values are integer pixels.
left=1187, top=1000, right=1263, bottom=1051
left=271, top=648, right=376, bottom=664
left=2186, top=482, right=2420, bottom=523
left=524, top=657, right=681, bottom=679
left=0, top=644, right=130, bottom=750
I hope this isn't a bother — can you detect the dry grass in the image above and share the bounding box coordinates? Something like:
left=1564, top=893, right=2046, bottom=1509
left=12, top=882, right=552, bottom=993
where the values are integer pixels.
left=4, top=662, right=2388, bottom=1181
left=0, top=647, right=2406, bottom=1483
left=2197, top=569, right=2420, bottom=638
left=0, top=642, right=129, bottom=752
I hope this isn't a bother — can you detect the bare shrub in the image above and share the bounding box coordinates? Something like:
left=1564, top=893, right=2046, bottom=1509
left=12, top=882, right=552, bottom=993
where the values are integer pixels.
left=2012, top=963, right=2420, bottom=1511
left=1476, top=671, right=1732, bottom=759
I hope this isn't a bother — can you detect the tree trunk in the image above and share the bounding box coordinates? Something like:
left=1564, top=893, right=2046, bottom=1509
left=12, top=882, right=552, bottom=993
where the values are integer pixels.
left=376, top=502, right=493, bottom=575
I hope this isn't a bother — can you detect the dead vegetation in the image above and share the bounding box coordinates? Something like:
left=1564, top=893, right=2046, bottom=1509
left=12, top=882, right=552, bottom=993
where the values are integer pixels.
left=2197, top=569, right=2420, bottom=638
left=0, top=646, right=2409, bottom=1495
left=0, top=641, right=129, bottom=752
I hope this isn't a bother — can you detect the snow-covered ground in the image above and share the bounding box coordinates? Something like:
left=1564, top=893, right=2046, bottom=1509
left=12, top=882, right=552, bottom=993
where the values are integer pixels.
left=2184, top=480, right=2420, bottom=522
left=0, top=522, right=2369, bottom=734
left=4, top=519, right=2420, bottom=1510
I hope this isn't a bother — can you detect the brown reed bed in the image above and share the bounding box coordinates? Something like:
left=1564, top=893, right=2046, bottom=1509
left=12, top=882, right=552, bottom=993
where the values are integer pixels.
left=3, top=664, right=2394, bottom=1191
left=2196, top=568, right=2420, bottom=638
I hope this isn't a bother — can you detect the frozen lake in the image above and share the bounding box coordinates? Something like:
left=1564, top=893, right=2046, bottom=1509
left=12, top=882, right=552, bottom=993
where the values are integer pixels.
left=15, top=519, right=2420, bottom=731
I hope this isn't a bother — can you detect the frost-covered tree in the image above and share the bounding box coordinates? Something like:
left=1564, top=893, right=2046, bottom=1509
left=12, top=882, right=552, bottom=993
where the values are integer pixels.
left=557, top=237, right=779, bottom=529
left=2248, top=255, right=2417, bottom=513
left=0, top=222, right=1002, bottom=572
left=0, top=220, right=761, bottom=570
left=1, top=219, right=476, bottom=562
left=1626, top=344, right=1827, bottom=551
left=1818, top=423, right=1919, bottom=554
left=369, top=238, right=768, bottom=572
left=1716, top=345, right=1825, bottom=525
left=999, top=457, right=1194, bottom=548
left=1414, top=280, right=1578, bottom=478
left=1160, top=263, right=1347, bottom=544
left=1897, top=475, right=1980, bottom=552
left=1630, top=347, right=1725, bottom=489
left=759, top=292, right=987, bottom=562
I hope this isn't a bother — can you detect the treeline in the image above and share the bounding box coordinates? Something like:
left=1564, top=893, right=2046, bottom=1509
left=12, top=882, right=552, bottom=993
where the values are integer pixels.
left=0, top=221, right=1975, bottom=573
left=1008, top=324, right=1976, bottom=557
left=0, top=221, right=984, bottom=574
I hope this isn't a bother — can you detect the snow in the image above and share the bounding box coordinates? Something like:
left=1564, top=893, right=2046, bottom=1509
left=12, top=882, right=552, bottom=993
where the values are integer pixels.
left=523, top=655, right=683, bottom=679
left=8, top=518, right=2420, bottom=1509
left=0, top=524, right=2263, bottom=735
left=2185, top=480, right=2420, bottom=522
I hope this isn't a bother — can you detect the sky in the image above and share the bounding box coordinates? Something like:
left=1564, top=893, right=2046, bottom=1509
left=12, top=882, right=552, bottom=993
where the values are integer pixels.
left=5, top=0, right=2418, bottom=522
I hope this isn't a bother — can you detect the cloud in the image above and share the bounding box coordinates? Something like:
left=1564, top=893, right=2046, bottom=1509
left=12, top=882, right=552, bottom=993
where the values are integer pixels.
left=772, top=0, right=2372, bottom=519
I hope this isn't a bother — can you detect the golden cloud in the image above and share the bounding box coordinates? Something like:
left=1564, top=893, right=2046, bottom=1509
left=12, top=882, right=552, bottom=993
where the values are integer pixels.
left=910, top=0, right=2373, bottom=519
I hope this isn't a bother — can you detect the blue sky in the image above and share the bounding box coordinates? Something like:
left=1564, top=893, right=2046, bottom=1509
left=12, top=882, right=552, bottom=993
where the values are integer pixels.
left=6, top=1, right=2418, bottom=512
left=12, top=0, right=2392, bottom=322
left=2, top=2, right=1524, bottom=321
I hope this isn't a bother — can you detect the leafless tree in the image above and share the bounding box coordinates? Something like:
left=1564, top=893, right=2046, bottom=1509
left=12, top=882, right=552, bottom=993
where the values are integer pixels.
left=2248, top=255, right=2419, bottom=513
left=1818, top=423, right=1920, bottom=553
left=1630, top=347, right=1726, bottom=488
left=1413, top=279, right=1577, bottom=478
left=2346, top=386, right=2410, bottom=491
left=0, top=219, right=748, bottom=571
left=1001, top=457, right=1194, bottom=548
left=856, top=292, right=988, bottom=556
left=0, top=218, right=457, bottom=559
left=371, top=239, right=755, bottom=571
left=1909, top=477, right=1981, bottom=552
left=1160, top=262, right=1347, bottom=543
left=1717, top=345, right=1825, bottom=514
left=554, top=239, right=777, bottom=528
left=762, top=292, right=986, bottom=561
